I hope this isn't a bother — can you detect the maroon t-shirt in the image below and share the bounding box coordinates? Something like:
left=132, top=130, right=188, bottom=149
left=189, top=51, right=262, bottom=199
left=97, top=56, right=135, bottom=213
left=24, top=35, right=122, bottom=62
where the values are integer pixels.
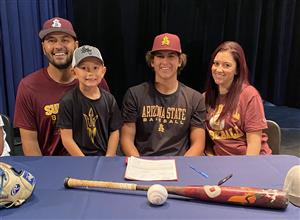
left=206, top=84, right=272, bottom=155
left=14, top=68, right=109, bottom=155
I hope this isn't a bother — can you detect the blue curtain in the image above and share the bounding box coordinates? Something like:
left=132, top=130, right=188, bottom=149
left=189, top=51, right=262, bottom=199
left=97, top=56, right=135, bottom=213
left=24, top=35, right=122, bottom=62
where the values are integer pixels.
left=0, top=0, right=73, bottom=119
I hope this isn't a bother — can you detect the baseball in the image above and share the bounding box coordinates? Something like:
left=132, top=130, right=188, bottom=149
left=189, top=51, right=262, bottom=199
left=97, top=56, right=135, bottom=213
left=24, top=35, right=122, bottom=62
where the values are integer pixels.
left=147, top=184, right=168, bottom=205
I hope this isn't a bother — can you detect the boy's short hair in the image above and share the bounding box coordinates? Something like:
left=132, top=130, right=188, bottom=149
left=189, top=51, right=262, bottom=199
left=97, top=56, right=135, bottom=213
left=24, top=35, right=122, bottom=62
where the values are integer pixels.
left=72, top=45, right=104, bottom=67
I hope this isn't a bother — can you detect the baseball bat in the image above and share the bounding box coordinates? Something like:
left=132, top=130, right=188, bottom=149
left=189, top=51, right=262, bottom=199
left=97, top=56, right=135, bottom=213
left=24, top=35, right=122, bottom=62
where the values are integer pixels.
left=64, top=177, right=288, bottom=209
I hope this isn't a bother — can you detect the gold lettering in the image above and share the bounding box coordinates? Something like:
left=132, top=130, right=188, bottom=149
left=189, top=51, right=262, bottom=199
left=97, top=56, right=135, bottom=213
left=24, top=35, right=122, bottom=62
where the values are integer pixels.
left=156, top=106, right=161, bottom=117
left=220, top=131, right=227, bottom=139
left=146, top=106, right=151, bottom=117
left=141, top=106, right=188, bottom=125
left=166, top=108, right=170, bottom=119
left=44, top=105, right=52, bottom=116
left=152, top=106, right=156, bottom=117
left=44, top=103, right=59, bottom=116
left=173, top=108, right=178, bottom=120
left=208, top=126, right=244, bottom=140
left=51, top=115, right=56, bottom=121
left=142, top=106, right=146, bottom=117
left=208, top=129, right=217, bottom=140
left=182, top=109, right=186, bottom=120
left=161, top=107, right=165, bottom=118
left=224, top=130, right=231, bottom=139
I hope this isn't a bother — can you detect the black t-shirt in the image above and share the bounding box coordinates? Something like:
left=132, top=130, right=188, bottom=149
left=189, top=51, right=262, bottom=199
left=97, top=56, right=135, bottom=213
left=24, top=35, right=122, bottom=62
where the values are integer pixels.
left=121, top=81, right=206, bottom=156
left=57, top=86, right=122, bottom=156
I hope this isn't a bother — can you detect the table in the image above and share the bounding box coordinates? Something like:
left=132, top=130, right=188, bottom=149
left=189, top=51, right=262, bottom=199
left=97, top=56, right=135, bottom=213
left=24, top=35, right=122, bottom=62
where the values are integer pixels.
left=1, top=155, right=299, bottom=219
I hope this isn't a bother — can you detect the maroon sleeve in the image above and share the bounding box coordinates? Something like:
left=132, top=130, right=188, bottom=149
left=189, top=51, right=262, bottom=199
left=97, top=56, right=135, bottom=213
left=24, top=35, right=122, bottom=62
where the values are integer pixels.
left=99, top=78, right=110, bottom=92
left=241, top=87, right=267, bottom=132
left=14, top=80, right=37, bottom=130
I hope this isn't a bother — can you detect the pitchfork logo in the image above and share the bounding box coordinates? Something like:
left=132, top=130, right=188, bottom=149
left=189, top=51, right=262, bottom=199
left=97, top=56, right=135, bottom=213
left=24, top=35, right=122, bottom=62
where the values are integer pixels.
left=11, top=184, right=21, bottom=196
left=161, top=36, right=170, bottom=46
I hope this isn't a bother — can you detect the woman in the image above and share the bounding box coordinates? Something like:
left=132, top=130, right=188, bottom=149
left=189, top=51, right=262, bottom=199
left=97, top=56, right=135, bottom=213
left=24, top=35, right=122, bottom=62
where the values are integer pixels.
left=205, top=41, right=271, bottom=155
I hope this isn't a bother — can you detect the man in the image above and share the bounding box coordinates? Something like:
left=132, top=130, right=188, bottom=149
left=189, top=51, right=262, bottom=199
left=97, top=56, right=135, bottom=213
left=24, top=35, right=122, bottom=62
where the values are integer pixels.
left=14, top=17, right=109, bottom=156
left=121, top=33, right=206, bottom=156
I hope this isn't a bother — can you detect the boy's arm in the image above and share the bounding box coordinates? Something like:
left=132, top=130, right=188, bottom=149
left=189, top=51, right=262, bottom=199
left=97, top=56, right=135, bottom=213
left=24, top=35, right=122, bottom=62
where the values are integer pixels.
left=120, top=122, right=140, bottom=157
left=106, top=130, right=119, bottom=156
left=60, top=129, right=85, bottom=156
left=184, top=127, right=206, bottom=156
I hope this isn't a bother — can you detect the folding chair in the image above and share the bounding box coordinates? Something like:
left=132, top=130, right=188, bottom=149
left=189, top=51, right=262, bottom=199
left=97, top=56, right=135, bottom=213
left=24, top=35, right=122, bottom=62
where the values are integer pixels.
left=263, top=120, right=281, bottom=154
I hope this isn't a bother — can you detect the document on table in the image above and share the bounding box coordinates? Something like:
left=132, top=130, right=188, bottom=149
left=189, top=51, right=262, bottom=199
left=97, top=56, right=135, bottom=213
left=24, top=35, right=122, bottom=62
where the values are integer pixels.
left=124, top=156, right=178, bottom=181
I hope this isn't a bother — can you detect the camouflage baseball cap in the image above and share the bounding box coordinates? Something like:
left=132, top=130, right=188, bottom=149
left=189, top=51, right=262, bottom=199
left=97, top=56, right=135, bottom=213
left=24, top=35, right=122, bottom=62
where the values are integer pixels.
left=72, top=45, right=104, bottom=68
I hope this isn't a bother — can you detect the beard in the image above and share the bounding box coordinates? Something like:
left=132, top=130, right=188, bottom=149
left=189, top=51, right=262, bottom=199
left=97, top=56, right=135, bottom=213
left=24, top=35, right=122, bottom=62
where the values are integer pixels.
left=45, top=50, right=73, bottom=69
left=49, top=58, right=73, bottom=69
left=47, top=55, right=72, bottom=70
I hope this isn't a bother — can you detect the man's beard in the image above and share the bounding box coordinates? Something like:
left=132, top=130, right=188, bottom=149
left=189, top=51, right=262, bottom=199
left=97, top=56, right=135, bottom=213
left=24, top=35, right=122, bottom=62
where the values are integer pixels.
left=46, top=51, right=73, bottom=69
left=50, top=59, right=72, bottom=69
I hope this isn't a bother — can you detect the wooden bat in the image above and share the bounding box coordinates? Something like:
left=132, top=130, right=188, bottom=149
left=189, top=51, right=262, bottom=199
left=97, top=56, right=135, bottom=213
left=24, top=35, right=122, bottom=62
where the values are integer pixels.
left=64, top=177, right=288, bottom=209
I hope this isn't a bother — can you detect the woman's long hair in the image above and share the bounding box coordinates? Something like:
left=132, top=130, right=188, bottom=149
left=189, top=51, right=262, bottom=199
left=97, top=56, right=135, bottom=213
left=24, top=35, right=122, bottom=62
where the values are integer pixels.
left=205, top=41, right=250, bottom=119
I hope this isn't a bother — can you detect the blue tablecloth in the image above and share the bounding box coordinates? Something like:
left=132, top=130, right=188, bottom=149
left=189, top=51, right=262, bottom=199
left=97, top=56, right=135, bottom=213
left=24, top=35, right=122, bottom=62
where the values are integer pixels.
left=0, top=155, right=299, bottom=219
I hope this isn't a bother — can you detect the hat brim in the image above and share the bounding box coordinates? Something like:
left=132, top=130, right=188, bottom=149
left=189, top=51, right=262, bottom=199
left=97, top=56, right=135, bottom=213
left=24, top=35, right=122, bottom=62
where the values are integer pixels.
left=151, top=48, right=181, bottom=53
left=72, top=55, right=104, bottom=68
left=39, top=28, right=77, bottom=40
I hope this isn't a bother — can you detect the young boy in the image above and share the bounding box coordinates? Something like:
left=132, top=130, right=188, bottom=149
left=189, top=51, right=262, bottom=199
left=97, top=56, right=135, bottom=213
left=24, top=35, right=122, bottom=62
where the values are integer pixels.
left=57, top=45, right=122, bottom=156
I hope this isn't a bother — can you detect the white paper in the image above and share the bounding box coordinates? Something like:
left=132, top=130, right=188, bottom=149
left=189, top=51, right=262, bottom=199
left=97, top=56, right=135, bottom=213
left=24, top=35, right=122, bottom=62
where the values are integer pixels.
left=124, top=156, right=178, bottom=181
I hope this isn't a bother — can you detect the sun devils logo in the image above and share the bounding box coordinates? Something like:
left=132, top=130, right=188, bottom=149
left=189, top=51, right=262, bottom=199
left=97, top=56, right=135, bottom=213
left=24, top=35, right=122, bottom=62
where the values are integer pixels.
left=51, top=19, right=62, bottom=28
left=161, top=36, right=170, bottom=46
left=83, top=108, right=98, bottom=144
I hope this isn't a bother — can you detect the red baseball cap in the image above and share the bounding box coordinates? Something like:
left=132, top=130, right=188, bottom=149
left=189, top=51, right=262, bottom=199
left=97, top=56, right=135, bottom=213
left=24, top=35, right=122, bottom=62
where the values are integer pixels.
left=151, top=33, right=182, bottom=53
left=39, top=17, right=77, bottom=40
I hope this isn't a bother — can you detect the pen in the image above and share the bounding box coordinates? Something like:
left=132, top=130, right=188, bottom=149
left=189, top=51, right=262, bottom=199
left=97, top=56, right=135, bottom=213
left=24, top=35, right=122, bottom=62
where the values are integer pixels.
left=189, top=165, right=208, bottom=178
left=217, top=174, right=233, bottom=186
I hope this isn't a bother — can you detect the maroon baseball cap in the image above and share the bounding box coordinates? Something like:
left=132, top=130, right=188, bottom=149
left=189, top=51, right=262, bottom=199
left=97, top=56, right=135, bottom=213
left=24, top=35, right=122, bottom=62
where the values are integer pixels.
left=151, top=33, right=182, bottom=53
left=39, top=17, right=77, bottom=40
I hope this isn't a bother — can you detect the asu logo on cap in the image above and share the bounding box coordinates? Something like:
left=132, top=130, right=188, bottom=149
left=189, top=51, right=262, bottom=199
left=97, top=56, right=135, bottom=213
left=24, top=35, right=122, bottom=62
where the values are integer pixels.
left=161, top=36, right=170, bottom=46
left=151, top=33, right=182, bottom=53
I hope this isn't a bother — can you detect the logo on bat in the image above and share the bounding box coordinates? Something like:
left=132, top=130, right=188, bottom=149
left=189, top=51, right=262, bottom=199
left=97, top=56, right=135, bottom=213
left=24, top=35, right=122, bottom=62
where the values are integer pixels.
left=204, top=185, right=221, bottom=198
